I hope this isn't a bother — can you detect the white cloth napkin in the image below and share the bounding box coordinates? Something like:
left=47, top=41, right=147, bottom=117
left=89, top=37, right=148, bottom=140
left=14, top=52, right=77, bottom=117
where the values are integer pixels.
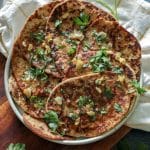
left=0, top=0, right=150, bottom=131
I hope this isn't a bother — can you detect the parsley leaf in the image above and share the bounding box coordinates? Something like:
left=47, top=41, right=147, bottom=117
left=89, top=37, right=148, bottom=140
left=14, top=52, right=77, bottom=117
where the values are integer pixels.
left=7, top=143, right=26, bottom=150
left=30, top=31, right=45, bottom=43
left=92, top=30, right=107, bottom=43
left=77, top=96, right=94, bottom=108
left=24, top=67, right=48, bottom=81
left=67, top=47, right=76, bottom=56
left=44, top=111, right=59, bottom=132
left=112, top=66, right=123, bottom=74
left=68, top=113, right=79, bottom=121
left=30, top=96, right=45, bottom=109
left=73, top=12, right=90, bottom=29
left=131, top=80, right=146, bottom=95
left=55, top=19, right=62, bottom=28
left=89, top=47, right=111, bottom=72
left=114, top=103, right=122, bottom=112
left=103, top=87, right=114, bottom=100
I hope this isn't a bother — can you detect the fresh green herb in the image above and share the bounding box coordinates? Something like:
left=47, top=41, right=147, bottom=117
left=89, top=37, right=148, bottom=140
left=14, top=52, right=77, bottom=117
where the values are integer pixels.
left=103, top=87, right=114, bottom=100
left=61, top=31, right=70, bottom=37
left=58, top=45, right=65, bottom=49
left=66, top=39, right=77, bottom=46
left=44, top=111, right=59, bottom=132
left=92, top=30, right=107, bottom=43
left=30, top=31, right=45, bottom=43
left=98, top=107, right=107, bottom=115
left=96, top=0, right=119, bottom=20
left=7, top=143, right=26, bottom=150
left=89, top=47, right=111, bottom=73
left=83, top=41, right=91, bottom=52
left=112, top=66, right=123, bottom=74
left=73, top=12, right=90, bottom=29
left=23, top=67, right=48, bottom=81
left=114, top=103, right=122, bottom=112
left=68, top=113, right=79, bottom=121
left=35, top=48, right=47, bottom=61
left=77, top=96, right=94, bottom=108
left=67, top=47, right=76, bottom=56
left=131, top=80, right=146, bottom=95
left=30, top=96, right=45, bottom=109
left=55, top=19, right=62, bottom=28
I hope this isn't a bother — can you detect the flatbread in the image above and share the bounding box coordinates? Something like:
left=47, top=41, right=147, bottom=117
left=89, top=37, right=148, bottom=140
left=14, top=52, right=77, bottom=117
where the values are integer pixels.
left=46, top=72, right=137, bottom=137
left=84, top=18, right=141, bottom=80
left=9, top=75, right=46, bottom=118
left=23, top=113, right=68, bottom=140
left=44, top=0, right=116, bottom=78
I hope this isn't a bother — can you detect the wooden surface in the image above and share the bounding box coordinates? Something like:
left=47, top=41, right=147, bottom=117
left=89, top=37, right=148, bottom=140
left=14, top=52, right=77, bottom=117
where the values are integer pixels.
left=0, top=53, right=131, bottom=150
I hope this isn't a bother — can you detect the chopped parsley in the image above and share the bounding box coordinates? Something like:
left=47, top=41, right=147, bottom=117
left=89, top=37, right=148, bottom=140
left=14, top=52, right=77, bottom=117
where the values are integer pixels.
left=114, top=103, right=122, bottom=112
left=83, top=41, right=91, bottom=52
left=73, top=12, right=90, bottom=29
left=112, top=66, right=123, bottom=74
left=30, top=31, right=45, bottom=43
left=35, top=48, right=47, bottom=61
left=23, top=67, right=48, bottom=81
left=131, top=80, right=146, bottom=95
left=103, top=87, right=114, bottom=100
left=44, top=111, right=59, bottom=132
left=92, top=30, right=107, bottom=43
left=68, top=113, right=79, bottom=121
left=7, top=143, right=26, bottom=150
left=98, top=107, right=108, bottom=115
left=30, top=96, right=45, bottom=109
left=55, top=19, right=62, bottom=28
left=77, top=96, right=94, bottom=108
left=89, top=47, right=111, bottom=72
left=67, top=47, right=76, bottom=56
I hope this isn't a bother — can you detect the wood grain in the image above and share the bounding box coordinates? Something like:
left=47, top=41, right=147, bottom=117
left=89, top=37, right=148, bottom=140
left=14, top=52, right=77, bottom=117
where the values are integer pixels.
left=0, top=53, right=131, bottom=150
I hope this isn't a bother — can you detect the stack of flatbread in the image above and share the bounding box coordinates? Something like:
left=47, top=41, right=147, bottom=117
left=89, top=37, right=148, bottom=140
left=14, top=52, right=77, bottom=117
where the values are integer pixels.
left=9, top=0, right=142, bottom=140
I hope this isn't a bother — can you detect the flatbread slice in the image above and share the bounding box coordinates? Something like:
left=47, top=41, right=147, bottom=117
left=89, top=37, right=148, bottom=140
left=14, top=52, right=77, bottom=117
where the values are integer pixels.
left=45, top=72, right=137, bottom=137
left=9, top=75, right=46, bottom=118
left=44, top=0, right=116, bottom=78
left=23, top=113, right=68, bottom=140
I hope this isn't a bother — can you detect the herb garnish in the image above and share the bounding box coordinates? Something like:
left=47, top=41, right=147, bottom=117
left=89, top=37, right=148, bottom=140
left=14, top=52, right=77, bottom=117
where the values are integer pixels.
left=77, top=96, right=94, bottom=108
left=114, top=103, right=122, bottom=112
left=112, top=66, right=123, bottom=74
left=55, top=19, right=62, bottom=28
left=89, top=47, right=111, bottom=73
left=92, top=30, right=107, bottom=43
left=67, top=47, right=76, bottom=56
left=99, top=107, right=107, bottom=115
left=73, top=12, right=90, bottom=29
left=30, top=96, right=45, bottom=109
left=44, top=111, right=59, bottom=132
left=35, top=48, right=47, bottom=61
left=131, top=80, right=146, bottom=95
left=23, top=67, right=48, bottom=81
left=7, top=143, right=26, bottom=150
left=103, top=87, right=114, bottom=100
left=30, top=31, right=45, bottom=43
left=68, top=113, right=79, bottom=121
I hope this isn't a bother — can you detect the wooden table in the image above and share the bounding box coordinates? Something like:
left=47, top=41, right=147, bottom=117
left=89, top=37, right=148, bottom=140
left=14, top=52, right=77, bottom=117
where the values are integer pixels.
left=0, top=53, right=131, bottom=150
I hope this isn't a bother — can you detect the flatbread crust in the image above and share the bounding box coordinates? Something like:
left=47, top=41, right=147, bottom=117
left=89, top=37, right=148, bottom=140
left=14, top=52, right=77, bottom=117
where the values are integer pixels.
left=9, top=75, right=45, bottom=118
left=46, top=72, right=136, bottom=137
left=23, top=113, right=68, bottom=140
left=85, top=18, right=141, bottom=80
